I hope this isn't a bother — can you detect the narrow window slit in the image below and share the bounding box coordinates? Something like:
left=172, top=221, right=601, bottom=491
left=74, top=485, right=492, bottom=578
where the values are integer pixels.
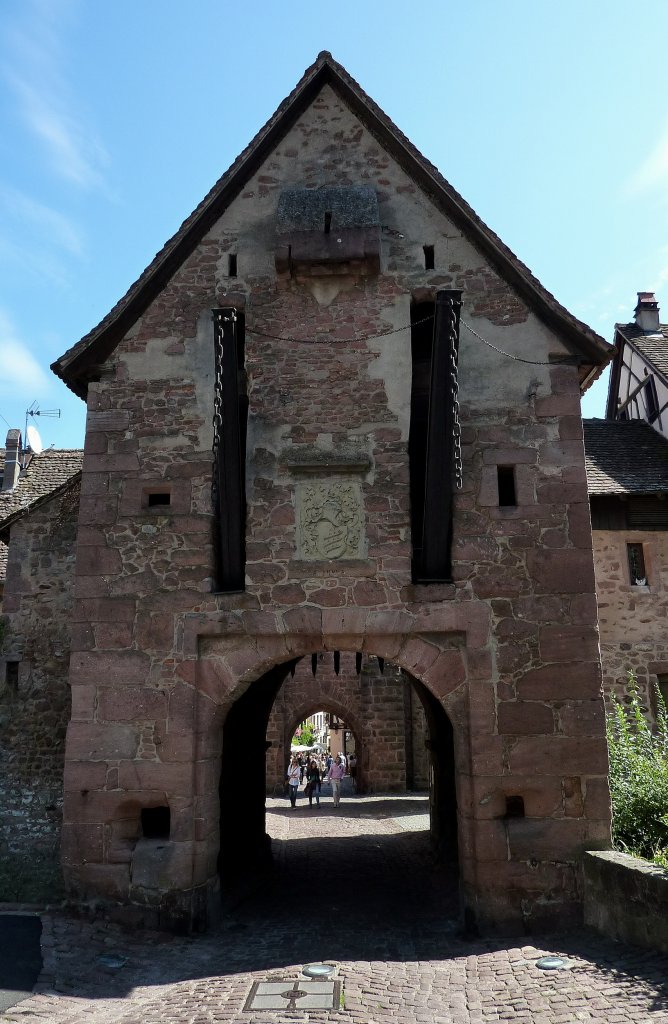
left=627, top=542, right=647, bottom=585
left=423, top=244, right=435, bottom=270
left=497, top=466, right=516, bottom=507
left=5, top=661, right=19, bottom=692
left=228, top=254, right=237, bottom=278
left=505, top=795, right=525, bottom=818
left=324, top=211, right=332, bottom=234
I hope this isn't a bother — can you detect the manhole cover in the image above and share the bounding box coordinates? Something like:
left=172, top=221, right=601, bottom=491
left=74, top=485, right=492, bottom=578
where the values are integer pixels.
left=302, top=962, right=337, bottom=979
left=535, top=956, right=571, bottom=971
left=244, top=978, right=342, bottom=1011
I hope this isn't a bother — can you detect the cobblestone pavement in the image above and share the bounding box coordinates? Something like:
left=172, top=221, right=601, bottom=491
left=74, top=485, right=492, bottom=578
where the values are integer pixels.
left=5, top=788, right=668, bottom=1023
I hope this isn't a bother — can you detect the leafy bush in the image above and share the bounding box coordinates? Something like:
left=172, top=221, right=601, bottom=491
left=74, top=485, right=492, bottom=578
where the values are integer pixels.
left=292, top=721, right=315, bottom=747
left=606, top=670, right=668, bottom=865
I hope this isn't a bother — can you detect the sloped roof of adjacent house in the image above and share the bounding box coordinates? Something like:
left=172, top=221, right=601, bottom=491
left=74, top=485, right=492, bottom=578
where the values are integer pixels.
left=584, top=419, right=668, bottom=495
left=613, top=322, right=668, bottom=380
left=51, top=51, right=611, bottom=400
left=0, top=449, right=83, bottom=543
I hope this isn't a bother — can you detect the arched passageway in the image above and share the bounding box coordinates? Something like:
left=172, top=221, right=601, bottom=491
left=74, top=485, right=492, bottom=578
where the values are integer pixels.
left=218, top=651, right=459, bottom=920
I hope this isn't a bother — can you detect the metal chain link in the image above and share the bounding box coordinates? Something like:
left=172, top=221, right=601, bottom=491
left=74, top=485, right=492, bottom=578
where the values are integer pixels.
left=211, top=309, right=237, bottom=509
left=248, top=313, right=560, bottom=366
left=246, top=314, right=435, bottom=345
left=460, top=318, right=556, bottom=365
left=449, top=302, right=463, bottom=490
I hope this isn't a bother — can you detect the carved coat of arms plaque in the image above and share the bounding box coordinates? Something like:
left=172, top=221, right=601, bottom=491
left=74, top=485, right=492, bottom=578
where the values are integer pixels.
left=296, top=481, right=364, bottom=560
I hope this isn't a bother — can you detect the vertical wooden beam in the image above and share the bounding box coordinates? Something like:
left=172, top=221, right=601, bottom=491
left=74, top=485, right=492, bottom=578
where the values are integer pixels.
left=213, top=308, right=245, bottom=591
left=420, top=289, right=462, bottom=582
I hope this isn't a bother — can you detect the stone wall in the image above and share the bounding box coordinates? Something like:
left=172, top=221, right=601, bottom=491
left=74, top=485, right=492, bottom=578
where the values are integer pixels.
left=594, top=528, right=668, bottom=715
left=61, top=81, right=610, bottom=931
left=265, top=652, right=428, bottom=793
left=584, top=850, right=668, bottom=954
left=0, top=483, right=79, bottom=900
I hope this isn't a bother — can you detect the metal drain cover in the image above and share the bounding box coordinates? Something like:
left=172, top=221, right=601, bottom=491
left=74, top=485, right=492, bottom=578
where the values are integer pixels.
left=245, top=979, right=341, bottom=1011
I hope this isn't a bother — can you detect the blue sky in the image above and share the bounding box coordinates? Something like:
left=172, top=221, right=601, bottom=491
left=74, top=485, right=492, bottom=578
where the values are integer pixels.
left=2, top=0, right=668, bottom=449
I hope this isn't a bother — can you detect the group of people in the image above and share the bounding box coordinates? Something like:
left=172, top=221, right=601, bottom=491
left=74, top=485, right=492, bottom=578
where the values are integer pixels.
left=286, top=750, right=357, bottom=809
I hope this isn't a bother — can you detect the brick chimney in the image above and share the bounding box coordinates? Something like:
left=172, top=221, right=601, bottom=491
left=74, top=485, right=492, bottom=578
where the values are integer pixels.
left=634, top=291, right=660, bottom=332
left=2, top=430, right=22, bottom=491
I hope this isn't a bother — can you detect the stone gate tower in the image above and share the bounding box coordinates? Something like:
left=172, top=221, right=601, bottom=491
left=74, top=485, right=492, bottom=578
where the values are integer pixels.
left=51, top=52, right=612, bottom=932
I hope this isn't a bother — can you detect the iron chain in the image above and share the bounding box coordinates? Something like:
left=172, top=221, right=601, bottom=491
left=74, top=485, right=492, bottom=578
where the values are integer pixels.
left=449, top=301, right=463, bottom=490
left=212, top=310, right=236, bottom=509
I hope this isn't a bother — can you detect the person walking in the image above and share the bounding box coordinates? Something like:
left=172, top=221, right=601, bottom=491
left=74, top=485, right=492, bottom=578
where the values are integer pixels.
left=348, top=752, right=358, bottom=792
left=286, top=754, right=301, bottom=808
left=305, top=757, right=321, bottom=807
left=328, top=754, right=345, bottom=808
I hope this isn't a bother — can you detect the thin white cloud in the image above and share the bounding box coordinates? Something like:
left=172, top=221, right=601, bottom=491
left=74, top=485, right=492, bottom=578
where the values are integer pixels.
left=626, top=124, right=668, bottom=197
left=0, top=185, right=84, bottom=256
left=0, top=309, right=51, bottom=395
left=0, top=184, right=85, bottom=288
left=3, top=0, right=108, bottom=190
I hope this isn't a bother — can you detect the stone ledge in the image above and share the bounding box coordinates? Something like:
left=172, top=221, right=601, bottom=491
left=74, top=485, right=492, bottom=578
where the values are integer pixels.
left=583, top=849, right=668, bottom=954
left=288, top=559, right=375, bottom=578
left=280, top=443, right=372, bottom=475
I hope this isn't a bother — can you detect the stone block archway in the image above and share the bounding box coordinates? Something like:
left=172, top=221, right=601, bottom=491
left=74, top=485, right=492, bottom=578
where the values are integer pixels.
left=216, top=644, right=460, bottom=914
left=265, top=652, right=429, bottom=794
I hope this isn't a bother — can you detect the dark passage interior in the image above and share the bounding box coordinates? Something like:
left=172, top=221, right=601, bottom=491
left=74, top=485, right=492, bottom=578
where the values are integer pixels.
left=218, top=656, right=459, bottom=921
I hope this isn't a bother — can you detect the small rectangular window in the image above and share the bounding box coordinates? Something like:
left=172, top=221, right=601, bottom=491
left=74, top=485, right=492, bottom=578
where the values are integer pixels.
left=423, top=244, right=435, bottom=270
left=141, top=806, right=170, bottom=839
left=147, top=492, right=171, bottom=507
left=5, top=661, right=19, bottom=692
left=324, top=211, right=332, bottom=234
left=228, top=253, right=237, bottom=278
left=627, top=542, right=648, bottom=585
left=656, top=674, right=668, bottom=710
left=497, top=466, right=517, bottom=507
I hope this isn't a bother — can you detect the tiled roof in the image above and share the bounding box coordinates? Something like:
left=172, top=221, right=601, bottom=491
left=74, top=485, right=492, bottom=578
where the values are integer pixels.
left=0, top=449, right=83, bottom=532
left=584, top=419, right=668, bottom=495
left=615, top=323, right=668, bottom=380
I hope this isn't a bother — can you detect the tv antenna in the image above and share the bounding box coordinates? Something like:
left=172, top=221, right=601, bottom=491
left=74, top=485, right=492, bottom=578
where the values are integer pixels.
left=22, top=401, right=61, bottom=466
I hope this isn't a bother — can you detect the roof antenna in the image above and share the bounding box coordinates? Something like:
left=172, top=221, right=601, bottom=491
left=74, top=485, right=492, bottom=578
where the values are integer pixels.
left=22, top=402, right=61, bottom=467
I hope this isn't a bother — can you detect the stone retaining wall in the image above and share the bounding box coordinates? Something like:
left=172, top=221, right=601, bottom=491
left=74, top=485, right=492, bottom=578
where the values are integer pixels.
left=583, top=849, right=668, bottom=953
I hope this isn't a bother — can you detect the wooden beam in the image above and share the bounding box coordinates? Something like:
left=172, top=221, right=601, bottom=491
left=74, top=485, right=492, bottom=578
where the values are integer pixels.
left=419, top=289, right=462, bottom=582
left=213, top=308, right=245, bottom=591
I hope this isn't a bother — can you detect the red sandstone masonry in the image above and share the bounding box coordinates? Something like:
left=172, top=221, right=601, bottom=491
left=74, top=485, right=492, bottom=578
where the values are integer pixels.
left=53, top=83, right=609, bottom=931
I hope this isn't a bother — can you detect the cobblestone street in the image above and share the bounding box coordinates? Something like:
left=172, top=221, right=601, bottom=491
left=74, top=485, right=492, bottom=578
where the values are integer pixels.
left=6, top=790, right=668, bottom=1023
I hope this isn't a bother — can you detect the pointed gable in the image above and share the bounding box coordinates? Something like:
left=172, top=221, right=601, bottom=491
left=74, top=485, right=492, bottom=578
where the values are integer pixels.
left=52, top=51, right=610, bottom=398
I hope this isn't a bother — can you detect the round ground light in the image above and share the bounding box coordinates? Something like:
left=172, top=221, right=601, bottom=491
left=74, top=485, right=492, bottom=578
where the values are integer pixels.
left=535, top=956, right=570, bottom=971
left=302, top=963, right=337, bottom=979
